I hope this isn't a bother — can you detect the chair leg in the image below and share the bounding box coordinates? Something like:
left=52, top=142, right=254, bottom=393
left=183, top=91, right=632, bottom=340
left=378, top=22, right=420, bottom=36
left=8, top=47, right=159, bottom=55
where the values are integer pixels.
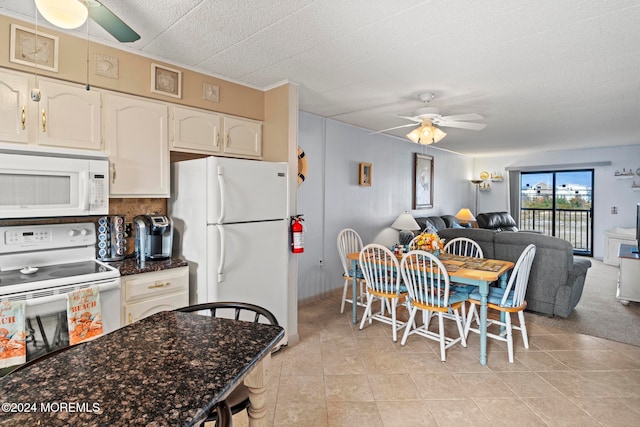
left=504, top=312, right=514, bottom=363
left=454, top=308, right=467, bottom=348
left=518, top=310, right=529, bottom=349
left=340, top=278, right=349, bottom=313
left=390, top=297, right=398, bottom=342
left=401, top=306, right=417, bottom=345
left=359, top=294, right=373, bottom=330
left=464, top=303, right=477, bottom=340
left=438, top=313, right=446, bottom=362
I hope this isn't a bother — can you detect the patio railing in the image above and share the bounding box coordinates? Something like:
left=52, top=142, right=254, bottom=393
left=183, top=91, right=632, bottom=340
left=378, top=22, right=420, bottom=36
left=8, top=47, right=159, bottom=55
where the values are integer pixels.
left=519, top=208, right=592, bottom=254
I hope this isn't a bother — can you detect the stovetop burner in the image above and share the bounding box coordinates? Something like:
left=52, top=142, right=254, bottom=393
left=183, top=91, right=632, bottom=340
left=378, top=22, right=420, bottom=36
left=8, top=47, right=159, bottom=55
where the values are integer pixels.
left=0, top=261, right=113, bottom=287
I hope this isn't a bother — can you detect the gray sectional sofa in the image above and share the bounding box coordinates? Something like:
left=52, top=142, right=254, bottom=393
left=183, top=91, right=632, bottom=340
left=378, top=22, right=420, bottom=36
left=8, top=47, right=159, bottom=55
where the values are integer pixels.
left=414, top=216, right=592, bottom=318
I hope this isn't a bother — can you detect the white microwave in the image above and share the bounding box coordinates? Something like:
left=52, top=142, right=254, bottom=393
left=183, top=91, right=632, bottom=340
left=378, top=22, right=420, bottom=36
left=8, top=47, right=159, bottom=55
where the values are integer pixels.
left=0, top=152, right=109, bottom=219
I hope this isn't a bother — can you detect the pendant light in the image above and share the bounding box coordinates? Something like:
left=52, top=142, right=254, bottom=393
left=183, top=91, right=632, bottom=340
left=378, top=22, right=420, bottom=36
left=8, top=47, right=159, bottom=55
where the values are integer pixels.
left=35, top=0, right=89, bottom=30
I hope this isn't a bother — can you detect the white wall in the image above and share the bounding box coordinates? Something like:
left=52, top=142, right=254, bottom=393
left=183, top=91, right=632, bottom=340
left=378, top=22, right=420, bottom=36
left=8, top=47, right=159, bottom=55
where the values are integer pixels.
left=297, top=112, right=474, bottom=300
left=473, top=144, right=640, bottom=259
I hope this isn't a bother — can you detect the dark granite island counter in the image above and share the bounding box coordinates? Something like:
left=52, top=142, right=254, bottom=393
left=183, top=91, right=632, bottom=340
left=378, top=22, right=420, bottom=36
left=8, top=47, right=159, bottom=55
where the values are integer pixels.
left=0, top=311, right=284, bottom=426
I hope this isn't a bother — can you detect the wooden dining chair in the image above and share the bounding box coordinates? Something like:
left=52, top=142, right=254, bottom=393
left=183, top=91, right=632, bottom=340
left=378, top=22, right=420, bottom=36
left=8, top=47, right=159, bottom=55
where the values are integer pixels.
left=444, top=237, right=484, bottom=259
left=358, top=244, right=407, bottom=342
left=443, top=236, right=485, bottom=322
left=463, top=244, right=536, bottom=363
left=400, top=250, right=468, bottom=361
left=176, top=302, right=279, bottom=427
left=337, top=228, right=366, bottom=313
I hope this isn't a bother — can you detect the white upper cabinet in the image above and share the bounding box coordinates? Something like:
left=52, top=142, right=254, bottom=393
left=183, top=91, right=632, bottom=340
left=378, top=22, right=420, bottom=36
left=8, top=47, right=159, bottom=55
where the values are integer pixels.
left=0, top=69, right=29, bottom=144
left=223, top=116, right=262, bottom=158
left=170, top=105, right=222, bottom=154
left=169, top=105, right=262, bottom=159
left=0, top=69, right=102, bottom=152
left=36, top=78, right=102, bottom=151
left=104, top=93, right=169, bottom=198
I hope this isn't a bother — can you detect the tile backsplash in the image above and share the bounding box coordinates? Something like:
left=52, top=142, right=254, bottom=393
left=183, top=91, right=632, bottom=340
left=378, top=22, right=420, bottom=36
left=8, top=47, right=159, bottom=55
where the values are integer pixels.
left=0, top=198, right=167, bottom=255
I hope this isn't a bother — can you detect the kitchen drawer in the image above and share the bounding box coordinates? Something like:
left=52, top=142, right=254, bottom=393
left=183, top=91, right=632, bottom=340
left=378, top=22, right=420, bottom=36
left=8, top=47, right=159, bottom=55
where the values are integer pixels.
left=123, top=267, right=188, bottom=303
left=124, top=291, right=189, bottom=325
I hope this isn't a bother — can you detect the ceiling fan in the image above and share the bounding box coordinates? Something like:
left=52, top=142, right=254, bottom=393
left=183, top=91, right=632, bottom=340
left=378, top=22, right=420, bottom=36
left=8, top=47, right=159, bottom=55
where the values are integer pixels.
left=35, top=0, right=140, bottom=42
left=371, top=92, right=486, bottom=144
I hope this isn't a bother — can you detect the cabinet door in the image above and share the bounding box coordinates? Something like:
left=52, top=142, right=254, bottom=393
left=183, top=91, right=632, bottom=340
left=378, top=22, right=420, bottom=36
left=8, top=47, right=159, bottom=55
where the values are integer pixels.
left=105, top=93, right=169, bottom=197
left=223, top=116, right=262, bottom=158
left=171, top=106, right=221, bottom=154
left=37, top=79, right=102, bottom=151
left=0, top=70, right=30, bottom=144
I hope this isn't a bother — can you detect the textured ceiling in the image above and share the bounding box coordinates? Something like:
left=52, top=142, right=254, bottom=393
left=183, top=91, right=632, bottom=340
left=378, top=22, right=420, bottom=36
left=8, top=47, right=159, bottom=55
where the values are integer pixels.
left=2, top=0, right=640, bottom=157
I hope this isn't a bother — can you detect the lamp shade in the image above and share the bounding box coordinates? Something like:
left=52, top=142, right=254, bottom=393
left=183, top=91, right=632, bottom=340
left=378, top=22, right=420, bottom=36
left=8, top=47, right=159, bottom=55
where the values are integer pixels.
left=35, top=0, right=88, bottom=29
left=391, top=212, right=420, bottom=231
left=455, top=208, right=476, bottom=223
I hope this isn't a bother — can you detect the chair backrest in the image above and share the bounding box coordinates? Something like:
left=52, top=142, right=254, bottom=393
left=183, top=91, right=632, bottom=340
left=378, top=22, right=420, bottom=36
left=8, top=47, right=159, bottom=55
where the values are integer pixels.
left=501, top=244, right=536, bottom=307
left=444, top=237, right=484, bottom=258
left=337, top=228, right=364, bottom=275
left=400, top=250, right=451, bottom=308
left=176, top=301, right=279, bottom=326
left=359, top=244, right=402, bottom=295
left=407, top=235, right=420, bottom=250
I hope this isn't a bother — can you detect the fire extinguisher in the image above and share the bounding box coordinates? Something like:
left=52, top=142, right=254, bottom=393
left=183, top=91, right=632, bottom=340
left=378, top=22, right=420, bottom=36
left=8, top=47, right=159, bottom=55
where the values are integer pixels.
left=291, top=215, right=304, bottom=253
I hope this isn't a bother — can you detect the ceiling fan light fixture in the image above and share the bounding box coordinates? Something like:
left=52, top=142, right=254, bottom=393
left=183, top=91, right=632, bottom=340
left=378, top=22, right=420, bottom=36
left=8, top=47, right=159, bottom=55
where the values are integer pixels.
left=407, top=128, right=421, bottom=143
left=35, top=0, right=88, bottom=30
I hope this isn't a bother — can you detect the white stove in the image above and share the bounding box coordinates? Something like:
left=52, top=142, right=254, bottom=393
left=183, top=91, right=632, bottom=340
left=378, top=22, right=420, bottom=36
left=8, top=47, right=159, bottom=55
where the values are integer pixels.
left=0, top=222, right=121, bottom=366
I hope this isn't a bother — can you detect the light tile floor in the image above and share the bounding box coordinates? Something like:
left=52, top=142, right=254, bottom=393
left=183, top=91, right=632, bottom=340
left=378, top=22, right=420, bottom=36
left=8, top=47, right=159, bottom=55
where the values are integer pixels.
left=232, top=290, right=640, bottom=426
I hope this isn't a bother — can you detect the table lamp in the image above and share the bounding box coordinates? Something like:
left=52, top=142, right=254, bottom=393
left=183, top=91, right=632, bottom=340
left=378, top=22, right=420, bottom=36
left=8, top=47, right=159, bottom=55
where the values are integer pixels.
left=455, top=208, right=476, bottom=227
left=391, top=212, right=421, bottom=245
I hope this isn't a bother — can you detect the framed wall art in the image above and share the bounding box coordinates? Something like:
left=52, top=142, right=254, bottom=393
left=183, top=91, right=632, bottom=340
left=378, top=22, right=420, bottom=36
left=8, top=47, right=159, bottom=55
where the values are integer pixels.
left=9, top=24, right=59, bottom=72
left=413, top=153, right=433, bottom=209
left=359, top=162, right=372, bottom=186
left=151, top=63, right=182, bottom=98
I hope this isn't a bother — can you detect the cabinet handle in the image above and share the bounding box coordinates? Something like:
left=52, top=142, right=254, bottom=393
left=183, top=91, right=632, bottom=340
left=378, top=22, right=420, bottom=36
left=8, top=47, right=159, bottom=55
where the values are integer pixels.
left=21, top=106, right=26, bottom=130
left=128, top=313, right=132, bottom=324
left=111, top=163, right=117, bottom=184
left=42, top=109, right=46, bottom=133
left=216, top=132, right=220, bottom=147
left=148, top=281, right=171, bottom=289
left=226, top=133, right=230, bottom=147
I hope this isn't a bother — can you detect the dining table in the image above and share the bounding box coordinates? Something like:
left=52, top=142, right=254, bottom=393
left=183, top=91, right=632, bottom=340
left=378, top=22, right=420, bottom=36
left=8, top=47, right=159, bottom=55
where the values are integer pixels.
left=0, top=310, right=284, bottom=427
left=348, top=251, right=514, bottom=366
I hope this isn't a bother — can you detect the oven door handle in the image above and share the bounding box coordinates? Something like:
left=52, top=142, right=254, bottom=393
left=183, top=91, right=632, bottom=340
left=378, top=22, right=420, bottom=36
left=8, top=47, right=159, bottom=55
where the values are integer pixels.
left=24, top=280, right=120, bottom=307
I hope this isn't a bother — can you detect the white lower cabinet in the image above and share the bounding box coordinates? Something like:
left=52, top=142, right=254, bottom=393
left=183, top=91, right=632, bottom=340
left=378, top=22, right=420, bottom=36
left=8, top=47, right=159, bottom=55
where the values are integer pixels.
left=122, top=266, right=189, bottom=325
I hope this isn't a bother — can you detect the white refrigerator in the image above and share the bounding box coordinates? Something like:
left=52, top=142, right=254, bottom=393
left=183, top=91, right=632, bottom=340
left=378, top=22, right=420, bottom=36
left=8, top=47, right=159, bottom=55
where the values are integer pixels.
left=169, top=156, right=289, bottom=340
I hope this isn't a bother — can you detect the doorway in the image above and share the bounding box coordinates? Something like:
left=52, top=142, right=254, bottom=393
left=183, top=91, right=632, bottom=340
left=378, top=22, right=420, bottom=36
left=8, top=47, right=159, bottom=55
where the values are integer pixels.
left=520, top=170, right=593, bottom=255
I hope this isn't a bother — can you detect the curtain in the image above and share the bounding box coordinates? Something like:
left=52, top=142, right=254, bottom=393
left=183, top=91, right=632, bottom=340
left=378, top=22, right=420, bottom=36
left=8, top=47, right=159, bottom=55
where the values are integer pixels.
left=508, top=170, right=521, bottom=227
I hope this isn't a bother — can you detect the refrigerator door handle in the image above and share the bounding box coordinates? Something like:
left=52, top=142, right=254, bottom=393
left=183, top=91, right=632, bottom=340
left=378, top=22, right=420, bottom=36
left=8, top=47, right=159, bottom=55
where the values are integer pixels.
left=217, top=166, right=226, bottom=223
left=217, top=224, right=226, bottom=282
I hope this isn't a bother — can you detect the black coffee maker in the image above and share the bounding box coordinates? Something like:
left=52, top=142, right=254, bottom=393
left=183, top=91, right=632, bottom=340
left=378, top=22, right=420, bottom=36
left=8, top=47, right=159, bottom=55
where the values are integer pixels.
left=133, top=215, right=173, bottom=261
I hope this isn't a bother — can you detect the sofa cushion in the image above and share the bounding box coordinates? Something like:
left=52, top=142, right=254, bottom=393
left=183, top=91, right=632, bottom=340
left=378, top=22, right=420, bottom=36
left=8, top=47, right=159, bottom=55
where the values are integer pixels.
left=493, top=231, right=572, bottom=314
left=476, top=212, right=518, bottom=232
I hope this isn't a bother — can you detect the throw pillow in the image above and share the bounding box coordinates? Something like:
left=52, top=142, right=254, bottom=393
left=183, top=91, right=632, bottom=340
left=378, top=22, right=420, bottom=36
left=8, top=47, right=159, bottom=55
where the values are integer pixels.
left=452, top=222, right=465, bottom=229
left=424, top=220, right=439, bottom=235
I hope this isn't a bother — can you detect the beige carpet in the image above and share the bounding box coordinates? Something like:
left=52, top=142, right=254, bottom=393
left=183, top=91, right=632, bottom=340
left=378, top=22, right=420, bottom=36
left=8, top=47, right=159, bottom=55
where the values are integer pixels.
left=526, top=258, right=640, bottom=347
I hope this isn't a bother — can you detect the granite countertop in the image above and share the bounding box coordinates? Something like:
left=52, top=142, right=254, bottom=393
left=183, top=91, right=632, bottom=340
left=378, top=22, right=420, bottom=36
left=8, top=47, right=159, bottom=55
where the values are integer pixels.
left=106, top=256, right=188, bottom=276
left=0, top=311, right=284, bottom=426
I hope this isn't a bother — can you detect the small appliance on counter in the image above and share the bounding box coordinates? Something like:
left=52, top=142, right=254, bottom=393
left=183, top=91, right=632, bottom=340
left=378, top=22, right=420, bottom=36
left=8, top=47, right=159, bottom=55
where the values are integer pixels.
left=133, top=215, right=173, bottom=262
left=96, top=215, right=127, bottom=261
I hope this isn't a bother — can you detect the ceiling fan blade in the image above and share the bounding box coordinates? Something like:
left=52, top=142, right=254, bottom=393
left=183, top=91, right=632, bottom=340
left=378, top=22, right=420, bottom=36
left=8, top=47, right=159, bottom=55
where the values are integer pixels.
left=439, top=113, right=484, bottom=121
left=368, top=123, right=418, bottom=135
left=436, top=121, right=487, bottom=131
left=84, top=0, right=140, bottom=42
left=395, top=115, right=422, bottom=122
